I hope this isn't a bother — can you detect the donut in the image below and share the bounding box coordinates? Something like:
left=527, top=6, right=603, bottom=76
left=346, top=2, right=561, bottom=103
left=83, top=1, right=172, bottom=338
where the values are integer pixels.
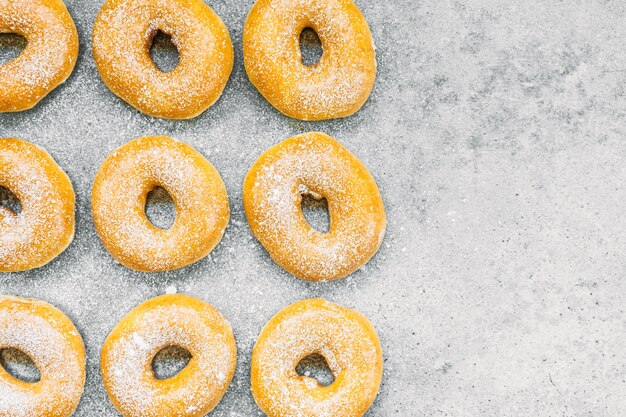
left=100, top=294, right=237, bottom=417
left=92, top=0, right=234, bottom=119
left=0, top=295, right=86, bottom=417
left=0, top=138, right=75, bottom=272
left=251, top=298, right=383, bottom=417
left=92, top=136, right=230, bottom=272
left=243, top=0, right=376, bottom=120
left=0, top=0, right=78, bottom=112
left=243, top=132, right=386, bottom=281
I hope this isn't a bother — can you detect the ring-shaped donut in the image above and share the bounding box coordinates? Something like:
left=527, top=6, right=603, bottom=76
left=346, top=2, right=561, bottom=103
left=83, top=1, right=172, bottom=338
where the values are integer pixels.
left=100, top=294, right=237, bottom=417
left=243, top=132, right=386, bottom=281
left=0, top=0, right=78, bottom=112
left=0, top=138, right=75, bottom=272
left=243, top=0, right=376, bottom=120
left=92, top=0, right=234, bottom=119
left=91, top=136, right=230, bottom=272
left=0, top=295, right=86, bottom=417
left=251, top=298, right=383, bottom=417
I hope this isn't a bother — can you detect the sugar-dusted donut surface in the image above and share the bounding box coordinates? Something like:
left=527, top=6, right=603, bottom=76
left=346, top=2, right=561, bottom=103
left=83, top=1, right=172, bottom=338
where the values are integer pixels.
left=0, top=138, right=75, bottom=272
left=251, top=298, right=383, bottom=417
left=0, top=295, right=86, bottom=417
left=92, top=136, right=230, bottom=272
left=0, top=0, right=78, bottom=112
left=92, top=0, right=233, bottom=119
left=243, top=0, right=376, bottom=120
left=243, top=132, right=386, bottom=281
left=100, top=294, right=237, bottom=417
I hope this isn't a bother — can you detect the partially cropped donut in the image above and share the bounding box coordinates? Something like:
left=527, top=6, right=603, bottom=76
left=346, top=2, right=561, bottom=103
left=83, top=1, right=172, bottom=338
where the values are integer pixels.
left=243, top=0, right=376, bottom=120
left=243, top=132, right=386, bottom=281
left=0, top=0, right=78, bottom=112
left=92, top=136, right=230, bottom=272
left=92, top=0, right=233, bottom=119
left=101, top=294, right=237, bottom=417
left=0, top=295, right=86, bottom=417
left=0, top=138, right=75, bottom=272
left=251, top=298, right=383, bottom=417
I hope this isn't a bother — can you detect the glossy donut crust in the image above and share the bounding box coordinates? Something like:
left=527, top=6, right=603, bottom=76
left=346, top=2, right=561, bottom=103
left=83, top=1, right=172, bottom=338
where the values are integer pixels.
left=0, top=0, right=78, bottom=112
left=92, top=0, right=234, bottom=119
left=243, top=0, right=376, bottom=120
left=91, top=136, right=230, bottom=272
left=243, top=132, right=386, bottom=281
left=100, top=294, right=237, bottom=417
left=0, top=295, right=86, bottom=417
left=0, top=138, right=75, bottom=272
left=251, top=298, right=383, bottom=417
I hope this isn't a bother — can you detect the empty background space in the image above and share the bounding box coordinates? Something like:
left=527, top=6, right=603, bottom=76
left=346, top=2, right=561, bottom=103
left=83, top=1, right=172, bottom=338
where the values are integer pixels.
left=1, top=0, right=626, bottom=415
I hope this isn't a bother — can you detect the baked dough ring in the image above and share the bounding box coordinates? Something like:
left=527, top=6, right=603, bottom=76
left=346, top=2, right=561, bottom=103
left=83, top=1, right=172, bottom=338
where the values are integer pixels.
left=100, top=294, right=237, bottom=417
left=0, top=138, right=75, bottom=272
left=0, top=295, right=86, bottom=417
left=92, top=136, right=230, bottom=272
left=243, top=0, right=376, bottom=120
left=251, top=298, right=383, bottom=417
left=92, top=0, right=234, bottom=119
left=0, top=0, right=78, bottom=112
left=243, top=132, right=386, bottom=281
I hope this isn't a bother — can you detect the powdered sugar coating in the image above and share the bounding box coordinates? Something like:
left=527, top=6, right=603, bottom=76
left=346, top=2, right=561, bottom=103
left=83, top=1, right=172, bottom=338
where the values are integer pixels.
left=251, top=298, right=382, bottom=417
left=92, top=0, right=233, bottom=119
left=243, top=0, right=376, bottom=120
left=0, top=0, right=78, bottom=112
left=100, top=294, right=237, bottom=417
left=91, top=136, right=230, bottom=272
left=0, top=138, right=75, bottom=272
left=0, top=295, right=86, bottom=417
left=243, top=132, right=386, bottom=281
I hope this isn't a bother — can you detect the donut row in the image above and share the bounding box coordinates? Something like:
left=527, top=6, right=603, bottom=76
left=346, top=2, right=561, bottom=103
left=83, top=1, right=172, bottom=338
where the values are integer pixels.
left=1, top=0, right=376, bottom=120
left=0, top=294, right=383, bottom=417
left=0, top=133, right=386, bottom=281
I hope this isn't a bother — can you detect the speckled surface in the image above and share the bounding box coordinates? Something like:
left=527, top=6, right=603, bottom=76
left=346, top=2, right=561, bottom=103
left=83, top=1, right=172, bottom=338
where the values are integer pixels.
left=1, top=0, right=626, bottom=415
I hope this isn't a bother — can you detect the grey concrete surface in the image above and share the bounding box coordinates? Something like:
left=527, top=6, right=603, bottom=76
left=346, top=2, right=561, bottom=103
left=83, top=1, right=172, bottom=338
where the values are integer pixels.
left=1, top=0, right=626, bottom=415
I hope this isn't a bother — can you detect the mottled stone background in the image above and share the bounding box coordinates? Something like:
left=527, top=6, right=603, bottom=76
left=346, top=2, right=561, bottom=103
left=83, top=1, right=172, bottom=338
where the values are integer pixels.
left=1, top=0, right=626, bottom=415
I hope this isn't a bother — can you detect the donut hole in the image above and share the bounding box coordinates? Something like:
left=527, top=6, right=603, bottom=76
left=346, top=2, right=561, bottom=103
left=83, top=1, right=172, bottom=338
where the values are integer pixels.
left=0, top=348, right=41, bottom=383
left=296, top=353, right=335, bottom=386
left=145, top=186, right=176, bottom=230
left=0, top=33, right=27, bottom=65
left=299, top=27, right=323, bottom=66
left=0, top=186, right=22, bottom=214
left=301, top=193, right=330, bottom=233
left=151, top=345, right=192, bottom=380
left=149, top=30, right=180, bottom=73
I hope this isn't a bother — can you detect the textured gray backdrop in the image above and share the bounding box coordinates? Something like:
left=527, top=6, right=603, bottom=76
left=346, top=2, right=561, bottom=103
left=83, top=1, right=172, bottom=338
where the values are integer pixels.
left=2, top=0, right=626, bottom=415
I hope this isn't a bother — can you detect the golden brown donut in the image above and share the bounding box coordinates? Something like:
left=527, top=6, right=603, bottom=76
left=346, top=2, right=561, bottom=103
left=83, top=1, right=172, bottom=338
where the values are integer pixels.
left=92, top=0, right=234, bottom=119
left=100, top=294, right=237, bottom=417
left=0, top=295, right=86, bottom=417
left=243, top=132, right=386, bottom=281
left=92, top=136, right=230, bottom=272
left=0, top=138, right=75, bottom=272
left=251, top=298, right=383, bottom=417
left=243, top=0, right=376, bottom=120
left=0, top=0, right=78, bottom=112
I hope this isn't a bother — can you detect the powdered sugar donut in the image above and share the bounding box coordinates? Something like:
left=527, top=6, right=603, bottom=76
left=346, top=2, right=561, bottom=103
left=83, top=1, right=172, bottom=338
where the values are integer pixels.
left=0, top=0, right=79, bottom=112
left=0, top=138, right=75, bottom=272
left=243, top=132, right=386, bottom=281
left=0, top=295, right=86, bottom=417
left=92, top=0, right=233, bottom=119
left=251, top=298, right=383, bottom=417
left=243, top=0, right=376, bottom=120
left=92, top=136, right=230, bottom=272
left=100, top=294, right=237, bottom=417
